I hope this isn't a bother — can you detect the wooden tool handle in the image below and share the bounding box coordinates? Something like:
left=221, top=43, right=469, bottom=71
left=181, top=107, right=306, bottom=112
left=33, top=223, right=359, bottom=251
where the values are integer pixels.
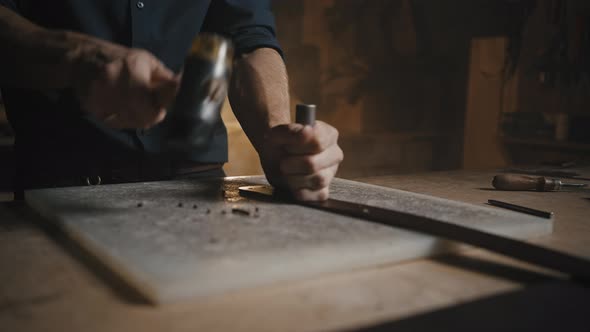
left=492, top=174, right=559, bottom=191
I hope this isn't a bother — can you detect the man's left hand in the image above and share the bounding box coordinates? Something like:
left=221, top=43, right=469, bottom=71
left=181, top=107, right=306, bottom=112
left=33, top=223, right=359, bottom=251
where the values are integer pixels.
left=260, top=121, right=343, bottom=201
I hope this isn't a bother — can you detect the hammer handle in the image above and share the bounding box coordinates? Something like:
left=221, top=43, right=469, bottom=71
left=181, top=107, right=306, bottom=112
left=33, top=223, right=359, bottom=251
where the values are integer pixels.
left=492, top=174, right=560, bottom=191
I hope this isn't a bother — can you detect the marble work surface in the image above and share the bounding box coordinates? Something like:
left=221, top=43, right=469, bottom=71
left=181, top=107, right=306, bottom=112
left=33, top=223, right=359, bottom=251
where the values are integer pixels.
left=24, top=176, right=551, bottom=304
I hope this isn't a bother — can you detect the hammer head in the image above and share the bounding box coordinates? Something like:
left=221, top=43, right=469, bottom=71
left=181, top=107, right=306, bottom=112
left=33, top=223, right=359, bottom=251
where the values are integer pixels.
left=162, top=34, right=234, bottom=154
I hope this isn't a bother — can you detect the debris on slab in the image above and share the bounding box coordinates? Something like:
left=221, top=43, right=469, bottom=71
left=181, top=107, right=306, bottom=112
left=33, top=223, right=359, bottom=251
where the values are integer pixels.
left=229, top=205, right=261, bottom=218
left=222, top=187, right=246, bottom=202
left=231, top=207, right=252, bottom=216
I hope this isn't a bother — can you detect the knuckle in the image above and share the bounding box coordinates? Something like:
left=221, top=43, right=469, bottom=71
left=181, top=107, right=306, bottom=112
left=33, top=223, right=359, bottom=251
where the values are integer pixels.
left=311, top=174, right=328, bottom=189
left=126, top=50, right=151, bottom=70
left=317, top=189, right=329, bottom=201
left=302, top=156, right=317, bottom=173
left=157, top=109, right=168, bottom=121
left=333, top=127, right=340, bottom=141
left=336, top=146, right=344, bottom=162
left=124, top=51, right=137, bottom=65
left=130, top=49, right=149, bottom=59
left=103, top=61, right=120, bottom=79
left=309, top=136, right=322, bottom=151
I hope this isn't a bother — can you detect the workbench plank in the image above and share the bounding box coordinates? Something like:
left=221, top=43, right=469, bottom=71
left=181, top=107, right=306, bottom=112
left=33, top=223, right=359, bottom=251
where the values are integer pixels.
left=24, top=176, right=551, bottom=304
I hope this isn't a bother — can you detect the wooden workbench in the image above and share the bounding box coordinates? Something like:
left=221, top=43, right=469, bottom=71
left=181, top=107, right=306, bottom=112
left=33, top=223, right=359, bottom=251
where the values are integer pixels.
left=1, top=170, right=589, bottom=331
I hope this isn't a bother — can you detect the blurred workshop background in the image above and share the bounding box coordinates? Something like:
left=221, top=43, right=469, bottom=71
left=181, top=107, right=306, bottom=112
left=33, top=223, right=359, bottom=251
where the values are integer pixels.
left=2, top=0, right=590, bottom=194
left=221, top=0, right=590, bottom=177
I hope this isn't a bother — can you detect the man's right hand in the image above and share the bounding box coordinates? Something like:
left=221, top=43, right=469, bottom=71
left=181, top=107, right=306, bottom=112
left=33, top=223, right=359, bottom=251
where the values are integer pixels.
left=0, top=7, right=179, bottom=129
left=73, top=39, right=180, bottom=129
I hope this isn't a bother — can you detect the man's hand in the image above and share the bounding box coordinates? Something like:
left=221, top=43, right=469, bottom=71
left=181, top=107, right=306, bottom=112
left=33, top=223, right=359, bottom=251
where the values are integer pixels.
left=74, top=43, right=180, bottom=129
left=0, top=7, right=179, bottom=129
left=261, top=121, right=343, bottom=201
left=229, top=48, right=344, bottom=201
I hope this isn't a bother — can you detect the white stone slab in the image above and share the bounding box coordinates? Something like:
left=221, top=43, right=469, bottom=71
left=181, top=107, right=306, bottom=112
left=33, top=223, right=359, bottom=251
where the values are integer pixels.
left=25, top=177, right=552, bottom=304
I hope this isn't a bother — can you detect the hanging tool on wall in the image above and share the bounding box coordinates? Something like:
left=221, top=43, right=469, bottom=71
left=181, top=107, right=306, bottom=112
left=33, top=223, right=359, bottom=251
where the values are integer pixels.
left=535, top=0, right=590, bottom=89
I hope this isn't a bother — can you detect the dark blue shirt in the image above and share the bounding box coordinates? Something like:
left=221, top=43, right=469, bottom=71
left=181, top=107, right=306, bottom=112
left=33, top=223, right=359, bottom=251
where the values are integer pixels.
left=0, top=0, right=281, bottom=188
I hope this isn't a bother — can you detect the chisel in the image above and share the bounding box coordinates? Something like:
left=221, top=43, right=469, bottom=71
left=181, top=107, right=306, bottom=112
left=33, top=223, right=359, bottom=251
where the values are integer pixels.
left=239, top=104, right=590, bottom=283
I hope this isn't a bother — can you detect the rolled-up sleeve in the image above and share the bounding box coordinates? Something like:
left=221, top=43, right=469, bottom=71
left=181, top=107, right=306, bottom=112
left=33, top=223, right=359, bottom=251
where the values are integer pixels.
left=201, top=0, right=283, bottom=58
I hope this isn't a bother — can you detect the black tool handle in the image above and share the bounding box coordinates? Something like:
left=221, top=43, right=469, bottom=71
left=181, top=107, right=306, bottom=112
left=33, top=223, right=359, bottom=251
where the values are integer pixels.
left=296, top=104, right=316, bottom=126
left=488, top=199, right=553, bottom=219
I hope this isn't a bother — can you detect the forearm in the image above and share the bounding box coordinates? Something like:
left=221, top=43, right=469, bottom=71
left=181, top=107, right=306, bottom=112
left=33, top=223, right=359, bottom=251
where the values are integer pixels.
left=228, top=47, right=290, bottom=152
left=0, top=7, right=115, bottom=89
